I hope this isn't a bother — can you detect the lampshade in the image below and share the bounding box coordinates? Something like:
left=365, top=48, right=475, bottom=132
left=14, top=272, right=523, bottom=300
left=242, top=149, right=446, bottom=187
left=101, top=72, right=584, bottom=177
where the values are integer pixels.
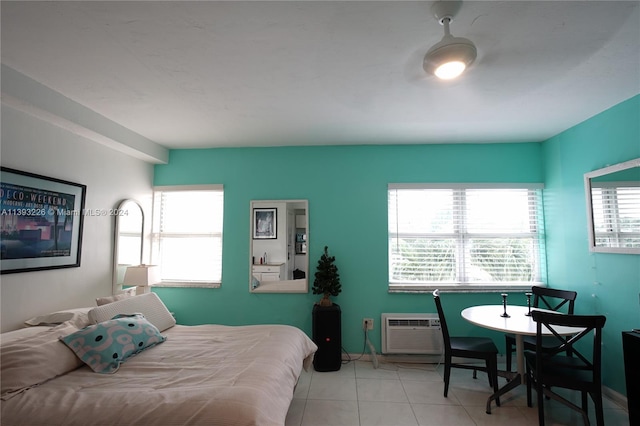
left=123, top=264, right=161, bottom=294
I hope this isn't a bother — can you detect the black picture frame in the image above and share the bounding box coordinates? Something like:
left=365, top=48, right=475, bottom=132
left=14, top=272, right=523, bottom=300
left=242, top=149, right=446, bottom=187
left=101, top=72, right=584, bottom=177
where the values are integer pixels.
left=0, top=167, right=86, bottom=274
left=253, top=208, right=277, bottom=239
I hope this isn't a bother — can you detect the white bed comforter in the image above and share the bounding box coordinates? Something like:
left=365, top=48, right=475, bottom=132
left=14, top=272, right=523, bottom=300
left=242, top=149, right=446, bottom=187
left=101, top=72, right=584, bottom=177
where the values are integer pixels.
left=1, top=324, right=317, bottom=426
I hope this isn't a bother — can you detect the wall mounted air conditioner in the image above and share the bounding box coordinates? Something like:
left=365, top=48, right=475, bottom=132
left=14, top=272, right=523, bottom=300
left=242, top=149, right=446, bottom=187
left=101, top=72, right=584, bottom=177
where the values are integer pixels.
left=381, top=313, right=443, bottom=355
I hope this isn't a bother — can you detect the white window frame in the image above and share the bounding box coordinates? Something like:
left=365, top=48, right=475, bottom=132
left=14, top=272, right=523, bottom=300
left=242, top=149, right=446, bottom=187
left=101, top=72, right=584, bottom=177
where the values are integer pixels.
left=151, top=185, right=223, bottom=289
left=388, top=183, right=546, bottom=293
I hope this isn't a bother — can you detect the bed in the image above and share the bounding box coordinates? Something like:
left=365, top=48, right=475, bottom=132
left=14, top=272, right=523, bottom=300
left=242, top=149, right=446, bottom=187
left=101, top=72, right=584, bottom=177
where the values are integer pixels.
left=1, top=293, right=317, bottom=426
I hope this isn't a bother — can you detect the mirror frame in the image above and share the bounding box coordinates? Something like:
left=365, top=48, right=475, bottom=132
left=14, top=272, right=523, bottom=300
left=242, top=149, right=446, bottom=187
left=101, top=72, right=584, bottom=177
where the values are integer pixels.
left=112, top=199, right=145, bottom=293
left=584, top=157, right=640, bottom=254
left=249, top=199, right=309, bottom=293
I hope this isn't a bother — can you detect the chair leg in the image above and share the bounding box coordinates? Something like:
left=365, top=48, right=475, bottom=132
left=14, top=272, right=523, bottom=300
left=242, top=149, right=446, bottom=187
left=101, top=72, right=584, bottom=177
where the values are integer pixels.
left=491, top=358, right=500, bottom=407
left=537, top=378, right=545, bottom=426
left=485, top=357, right=502, bottom=414
left=505, top=342, right=512, bottom=372
left=473, top=368, right=477, bottom=379
left=593, top=390, right=605, bottom=426
left=526, top=365, right=532, bottom=407
left=484, top=360, right=498, bottom=398
left=443, top=360, right=451, bottom=398
left=484, top=361, right=492, bottom=387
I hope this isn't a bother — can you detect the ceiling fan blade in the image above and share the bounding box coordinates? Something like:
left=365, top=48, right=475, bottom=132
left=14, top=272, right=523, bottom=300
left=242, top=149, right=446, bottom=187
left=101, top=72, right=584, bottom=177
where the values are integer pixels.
left=403, top=46, right=430, bottom=85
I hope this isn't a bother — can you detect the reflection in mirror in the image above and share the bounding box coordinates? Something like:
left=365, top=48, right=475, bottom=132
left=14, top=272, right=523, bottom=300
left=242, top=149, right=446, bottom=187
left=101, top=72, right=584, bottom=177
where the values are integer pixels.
left=113, top=199, right=144, bottom=292
left=250, top=200, right=308, bottom=293
left=585, top=158, right=640, bottom=254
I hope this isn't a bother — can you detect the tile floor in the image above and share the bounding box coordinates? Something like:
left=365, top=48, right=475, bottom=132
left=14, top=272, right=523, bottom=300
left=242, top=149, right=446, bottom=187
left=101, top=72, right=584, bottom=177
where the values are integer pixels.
left=285, top=359, right=630, bottom=426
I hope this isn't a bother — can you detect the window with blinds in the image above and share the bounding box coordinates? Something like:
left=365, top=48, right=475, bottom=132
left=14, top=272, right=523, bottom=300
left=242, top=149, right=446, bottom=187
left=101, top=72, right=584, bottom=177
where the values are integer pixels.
left=151, top=185, right=224, bottom=287
left=590, top=184, right=640, bottom=248
left=388, top=184, right=545, bottom=292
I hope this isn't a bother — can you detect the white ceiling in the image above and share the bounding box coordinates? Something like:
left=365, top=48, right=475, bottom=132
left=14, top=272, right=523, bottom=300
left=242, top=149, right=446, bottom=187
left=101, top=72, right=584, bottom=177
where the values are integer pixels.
left=2, top=1, right=639, bottom=151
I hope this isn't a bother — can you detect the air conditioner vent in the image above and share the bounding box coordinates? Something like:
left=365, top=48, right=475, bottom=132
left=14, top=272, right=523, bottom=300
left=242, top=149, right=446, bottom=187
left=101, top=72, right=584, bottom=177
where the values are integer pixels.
left=381, top=313, right=443, bottom=355
left=388, top=319, right=431, bottom=327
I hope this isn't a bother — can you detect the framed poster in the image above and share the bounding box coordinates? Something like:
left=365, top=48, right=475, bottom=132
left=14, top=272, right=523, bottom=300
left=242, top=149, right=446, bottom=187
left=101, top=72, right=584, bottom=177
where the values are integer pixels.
left=253, top=208, right=277, bottom=239
left=0, top=167, right=86, bottom=274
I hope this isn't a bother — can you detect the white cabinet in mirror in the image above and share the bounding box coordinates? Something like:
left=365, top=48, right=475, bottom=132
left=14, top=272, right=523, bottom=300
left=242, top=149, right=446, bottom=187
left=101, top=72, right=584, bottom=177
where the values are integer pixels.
left=584, top=158, right=640, bottom=254
left=250, top=200, right=309, bottom=293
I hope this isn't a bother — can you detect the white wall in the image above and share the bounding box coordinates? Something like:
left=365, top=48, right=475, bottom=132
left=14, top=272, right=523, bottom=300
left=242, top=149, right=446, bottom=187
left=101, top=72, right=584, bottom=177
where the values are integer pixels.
left=0, top=105, right=154, bottom=332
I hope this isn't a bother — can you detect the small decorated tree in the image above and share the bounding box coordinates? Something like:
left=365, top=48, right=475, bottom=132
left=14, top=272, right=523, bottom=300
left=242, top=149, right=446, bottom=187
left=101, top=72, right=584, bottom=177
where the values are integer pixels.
left=312, top=246, right=341, bottom=306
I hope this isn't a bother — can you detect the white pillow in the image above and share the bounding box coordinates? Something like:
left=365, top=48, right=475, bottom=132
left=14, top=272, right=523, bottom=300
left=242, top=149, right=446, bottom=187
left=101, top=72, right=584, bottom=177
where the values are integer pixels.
left=95, top=287, right=137, bottom=306
left=1, top=322, right=82, bottom=400
left=24, top=307, right=92, bottom=329
left=88, top=292, right=176, bottom=332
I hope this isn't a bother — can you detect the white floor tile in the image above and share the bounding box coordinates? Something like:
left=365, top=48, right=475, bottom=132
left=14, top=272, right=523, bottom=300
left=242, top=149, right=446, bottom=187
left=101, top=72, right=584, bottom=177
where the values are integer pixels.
left=308, top=374, right=357, bottom=401
left=285, top=398, right=307, bottom=426
left=465, top=405, right=532, bottom=426
left=411, top=404, right=476, bottom=426
left=402, top=379, right=461, bottom=405
left=294, top=369, right=312, bottom=399
left=287, top=360, right=630, bottom=426
left=448, top=386, right=493, bottom=407
left=396, top=365, right=442, bottom=382
left=301, top=399, right=360, bottom=426
left=356, top=378, right=408, bottom=403
left=358, top=401, right=418, bottom=426
left=355, top=361, right=401, bottom=380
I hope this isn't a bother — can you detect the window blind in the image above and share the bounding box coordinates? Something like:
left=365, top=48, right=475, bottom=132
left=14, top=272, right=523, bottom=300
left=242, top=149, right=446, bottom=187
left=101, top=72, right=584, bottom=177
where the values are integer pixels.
left=591, top=185, right=640, bottom=248
left=151, top=186, right=224, bottom=284
left=388, top=184, right=545, bottom=291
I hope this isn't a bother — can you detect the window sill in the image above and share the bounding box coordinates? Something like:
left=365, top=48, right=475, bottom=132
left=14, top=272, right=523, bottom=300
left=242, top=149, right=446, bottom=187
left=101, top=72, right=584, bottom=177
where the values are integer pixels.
left=389, top=282, right=545, bottom=293
left=152, top=281, right=221, bottom=289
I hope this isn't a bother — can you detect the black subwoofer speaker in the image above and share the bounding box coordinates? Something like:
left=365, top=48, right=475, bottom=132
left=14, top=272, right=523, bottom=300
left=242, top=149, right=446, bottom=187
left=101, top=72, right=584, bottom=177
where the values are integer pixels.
left=312, top=303, right=342, bottom=372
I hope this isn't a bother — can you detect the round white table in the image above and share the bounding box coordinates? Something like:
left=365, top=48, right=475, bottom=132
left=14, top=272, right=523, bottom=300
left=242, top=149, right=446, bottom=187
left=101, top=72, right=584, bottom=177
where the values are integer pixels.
left=461, top=305, right=583, bottom=413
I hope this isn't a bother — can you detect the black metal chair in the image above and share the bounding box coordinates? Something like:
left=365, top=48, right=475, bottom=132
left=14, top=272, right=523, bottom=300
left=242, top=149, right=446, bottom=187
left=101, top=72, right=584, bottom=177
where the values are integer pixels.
left=505, top=286, right=577, bottom=372
left=525, top=310, right=606, bottom=426
left=433, top=290, right=500, bottom=404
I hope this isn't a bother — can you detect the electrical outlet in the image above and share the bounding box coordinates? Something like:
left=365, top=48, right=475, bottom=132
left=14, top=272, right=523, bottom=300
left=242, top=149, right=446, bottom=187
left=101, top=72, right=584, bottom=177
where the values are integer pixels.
left=362, top=318, right=374, bottom=330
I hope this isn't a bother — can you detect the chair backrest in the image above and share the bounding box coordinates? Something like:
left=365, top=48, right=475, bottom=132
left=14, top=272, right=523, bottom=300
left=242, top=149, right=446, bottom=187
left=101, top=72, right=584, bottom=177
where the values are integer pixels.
left=432, top=289, right=451, bottom=352
left=531, top=310, right=606, bottom=383
left=532, top=286, right=577, bottom=314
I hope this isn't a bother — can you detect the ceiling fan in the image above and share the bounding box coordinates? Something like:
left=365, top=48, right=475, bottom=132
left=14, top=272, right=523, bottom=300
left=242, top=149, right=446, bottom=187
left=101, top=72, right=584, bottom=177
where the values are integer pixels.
left=405, top=0, right=478, bottom=82
left=423, top=0, right=477, bottom=79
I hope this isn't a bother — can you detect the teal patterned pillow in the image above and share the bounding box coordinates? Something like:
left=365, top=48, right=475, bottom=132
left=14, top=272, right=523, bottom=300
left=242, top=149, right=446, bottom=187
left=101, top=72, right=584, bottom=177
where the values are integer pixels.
left=60, top=314, right=166, bottom=374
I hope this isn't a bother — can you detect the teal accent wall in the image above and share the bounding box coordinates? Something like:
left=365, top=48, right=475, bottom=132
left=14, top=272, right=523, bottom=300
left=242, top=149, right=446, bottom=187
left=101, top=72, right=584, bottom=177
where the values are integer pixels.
left=542, top=94, right=640, bottom=395
left=153, top=94, right=639, bottom=396
left=153, top=143, right=542, bottom=356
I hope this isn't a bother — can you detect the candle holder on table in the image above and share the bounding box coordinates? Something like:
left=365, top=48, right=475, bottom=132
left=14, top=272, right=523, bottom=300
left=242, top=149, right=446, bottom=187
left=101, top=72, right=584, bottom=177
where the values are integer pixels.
left=525, top=292, right=533, bottom=316
left=501, top=293, right=510, bottom=318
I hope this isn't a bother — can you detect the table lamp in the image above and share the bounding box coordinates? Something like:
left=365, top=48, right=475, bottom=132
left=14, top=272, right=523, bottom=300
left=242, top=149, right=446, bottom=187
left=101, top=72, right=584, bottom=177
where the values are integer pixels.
left=123, top=264, right=161, bottom=294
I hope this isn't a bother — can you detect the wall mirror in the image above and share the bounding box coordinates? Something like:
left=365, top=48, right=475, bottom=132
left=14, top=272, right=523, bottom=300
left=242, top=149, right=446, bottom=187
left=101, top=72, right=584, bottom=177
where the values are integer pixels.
left=585, top=158, right=640, bottom=254
left=249, top=199, right=308, bottom=293
left=112, top=199, right=144, bottom=292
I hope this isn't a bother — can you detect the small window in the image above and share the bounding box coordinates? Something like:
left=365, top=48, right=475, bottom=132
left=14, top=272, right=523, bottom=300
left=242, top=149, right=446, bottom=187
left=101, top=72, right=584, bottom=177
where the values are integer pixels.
left=151, top=185, right=223, bottom=288
left=388, top=184, right=545, bottom=292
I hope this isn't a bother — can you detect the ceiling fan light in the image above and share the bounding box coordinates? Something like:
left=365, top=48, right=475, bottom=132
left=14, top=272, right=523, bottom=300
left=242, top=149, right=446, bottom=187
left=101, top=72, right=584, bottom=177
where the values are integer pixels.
left=434, top=61, right=466, bottom=79
left=423, top=36, right=477, bottom=79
